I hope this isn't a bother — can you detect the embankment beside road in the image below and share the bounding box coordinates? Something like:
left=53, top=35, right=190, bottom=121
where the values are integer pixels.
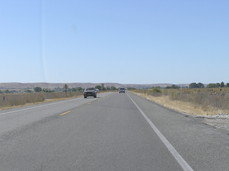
left=132, top=88, right=229, bottom=116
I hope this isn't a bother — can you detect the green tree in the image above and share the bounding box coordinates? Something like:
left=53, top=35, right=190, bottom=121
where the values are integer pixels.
left=189, top=83, right=198, bottom=88
left=63, top=84, right=68, bottom=92
left=43, top=88, right=53, bottom=92
left=207, top=83, right=221, bottom=88
left=101, top=83, right=105, bottom=90
left=216, top=83, right=220, bottom=87
left=220, top=82, right=225, bottom=87
left=172, top=84, right=180, bottom=89
left=110, top=86, right=117, bottom=90
left=34, top=87, right=42, bottom=92
left=25, top=89, right=32, bottom=93
left=95, top=85, right=102, bottom=90
left=76, top=87, right=83, bottom=91
left=72, top=87, right=83, bottom=92
left=197, top=83, right=205, bottom=88
left=71, top=88, right=77, bottom=92
left=166, top=84, right=180, bottom=89
left=189, top=82, right=204, bottom=88
left=207, top=83, right=216, bottom=88
left=127, top=87, right=136, bottom=90
left=4, top=90, right=10, bottom=93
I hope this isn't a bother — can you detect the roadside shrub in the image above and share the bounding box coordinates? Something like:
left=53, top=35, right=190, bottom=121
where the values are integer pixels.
left=147, top=88, right=162, bottom=96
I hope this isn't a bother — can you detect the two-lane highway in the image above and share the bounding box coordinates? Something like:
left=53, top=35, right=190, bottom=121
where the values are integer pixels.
left=0, top=92, right=229, bottom=171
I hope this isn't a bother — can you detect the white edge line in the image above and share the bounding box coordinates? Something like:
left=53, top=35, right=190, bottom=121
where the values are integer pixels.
left=127, top=93, right=194, bottom=171
left=0, top=98, right=79, bottom=116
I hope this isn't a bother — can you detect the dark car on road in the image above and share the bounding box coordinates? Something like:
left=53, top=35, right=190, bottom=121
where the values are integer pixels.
left=84, top=88, right=97, bottom=98
left=119, top=88, right=125, bottom=93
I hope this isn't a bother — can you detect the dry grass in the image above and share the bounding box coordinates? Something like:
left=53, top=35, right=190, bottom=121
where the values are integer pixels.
left=163, top=88, right=229, bottom=110
left=133, top=88, right=229, bottom=115
left=0, top=92, right=82, bottom=110
left=0, top=90, right=109, bottom=110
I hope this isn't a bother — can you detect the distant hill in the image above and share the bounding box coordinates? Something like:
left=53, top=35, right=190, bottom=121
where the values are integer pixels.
left=0, top=82, right=188, bottom=90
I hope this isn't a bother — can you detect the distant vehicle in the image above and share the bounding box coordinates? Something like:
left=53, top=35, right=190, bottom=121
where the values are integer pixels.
left=84, top=88, right=97, bottom=98
left=119, top=88, right=125, bottom=93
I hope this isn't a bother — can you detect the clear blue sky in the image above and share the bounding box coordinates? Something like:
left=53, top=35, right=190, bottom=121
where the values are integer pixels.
left=0, top=0, right=228, bottom=84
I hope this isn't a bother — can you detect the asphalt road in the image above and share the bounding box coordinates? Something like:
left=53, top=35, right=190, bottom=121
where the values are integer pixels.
left=0, top=92, right=229, bottom=171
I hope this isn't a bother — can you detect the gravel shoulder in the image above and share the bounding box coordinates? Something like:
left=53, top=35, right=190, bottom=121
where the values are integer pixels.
left=132, top=92, right=229, bottom=132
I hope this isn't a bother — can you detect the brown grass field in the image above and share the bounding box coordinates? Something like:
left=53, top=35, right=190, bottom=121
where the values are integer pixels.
left=133, top=88, right=229, bottom=115
left=0, top=92, right=82, bottom=109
